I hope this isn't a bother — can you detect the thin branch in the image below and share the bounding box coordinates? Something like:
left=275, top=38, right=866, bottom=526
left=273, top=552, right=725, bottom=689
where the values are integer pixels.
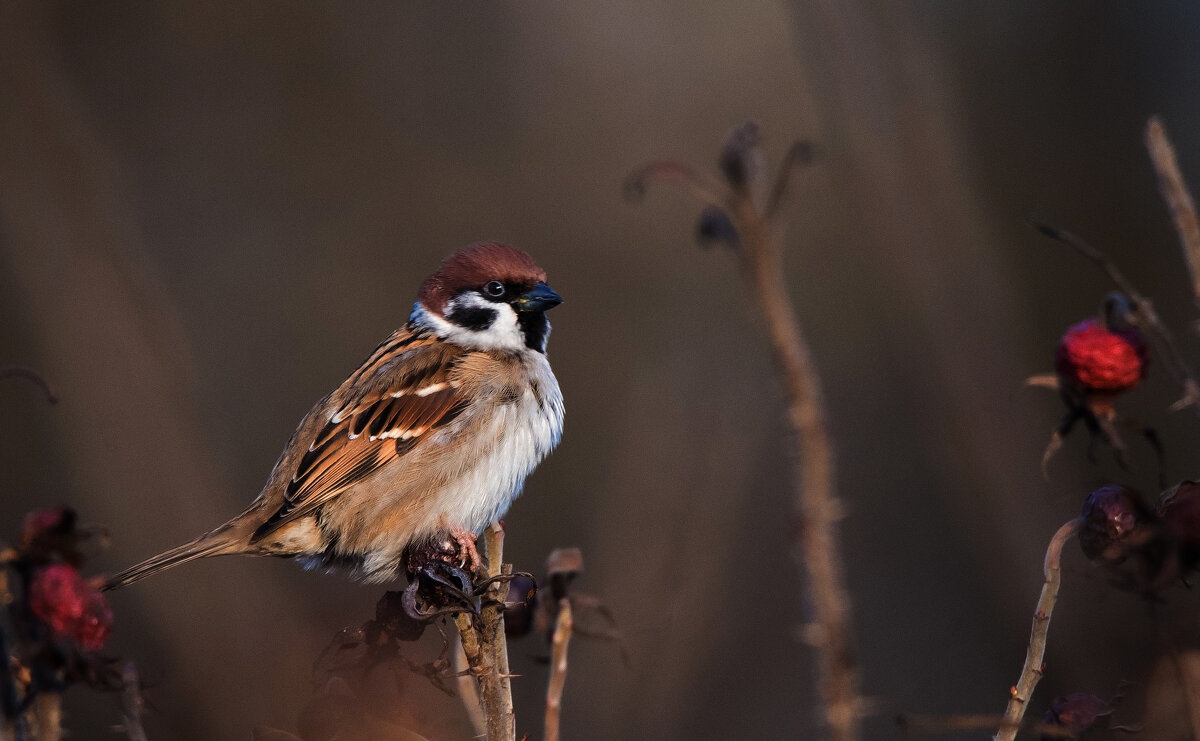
left=729, top=188, right=858, bottom=741
left=1030, top=219, right=1200, bottom=415
left=629, top=128, right=860, bottom=740
left=994, top=517, right=1082, bottom=741
left=0, top=366, right=57, bottom=404
left=0, top=566, right=22, bottom=741
left=1146, top=117, right=1200, bottom=314
left=764, top=140, right=817, bottom=222
left=623, top=161, right=733, bottom=212
left=31, top=693, right=61, bottom=741
left=544, top=599, right=573, bottom=741
left=454, top=634, right=486, bottom=737
left=118, top=662, right=148, bottom=741
left=481, top=525, right=514, bottom=741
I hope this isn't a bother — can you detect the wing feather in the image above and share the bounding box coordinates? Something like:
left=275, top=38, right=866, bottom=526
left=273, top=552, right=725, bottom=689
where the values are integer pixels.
left=251, top=336, right=469, bottom=543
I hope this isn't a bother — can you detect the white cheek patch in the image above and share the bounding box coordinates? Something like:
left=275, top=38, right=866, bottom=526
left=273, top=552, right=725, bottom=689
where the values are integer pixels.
left=412, top=296, right=526, bottom=352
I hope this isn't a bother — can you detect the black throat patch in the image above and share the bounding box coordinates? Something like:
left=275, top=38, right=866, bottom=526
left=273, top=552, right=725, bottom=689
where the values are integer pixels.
left=519, top=311, right=550, bottom=353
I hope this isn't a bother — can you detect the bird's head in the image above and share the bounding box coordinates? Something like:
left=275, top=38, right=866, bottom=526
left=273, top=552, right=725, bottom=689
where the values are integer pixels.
left=414, top=242, right=562, bottom=353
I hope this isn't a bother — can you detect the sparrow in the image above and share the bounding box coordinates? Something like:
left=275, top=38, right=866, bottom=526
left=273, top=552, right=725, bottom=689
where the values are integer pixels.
left=105, top=242, right=563, bottom=589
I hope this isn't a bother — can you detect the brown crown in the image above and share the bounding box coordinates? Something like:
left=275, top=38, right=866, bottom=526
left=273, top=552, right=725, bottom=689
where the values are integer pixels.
left=417, top=242, right=548, bottom=314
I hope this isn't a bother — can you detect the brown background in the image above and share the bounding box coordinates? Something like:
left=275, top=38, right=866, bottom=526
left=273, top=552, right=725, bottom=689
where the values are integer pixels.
left=3, top=2, right=1200, bottom=738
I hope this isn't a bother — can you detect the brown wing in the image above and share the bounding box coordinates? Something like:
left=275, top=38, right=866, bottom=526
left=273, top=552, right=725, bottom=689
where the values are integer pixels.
left=250, top=337, right=470, bottom=543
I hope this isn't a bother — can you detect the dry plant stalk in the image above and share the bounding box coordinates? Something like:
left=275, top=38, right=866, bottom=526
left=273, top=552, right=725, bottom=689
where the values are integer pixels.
left=454, top=523, right=515, bottom=741
left=544, top=598, right=574, bottom=741
left=119, top=662, right=148, bottom=741
left=994, top=518, right=1082, bottom=741
left=31, top=693, right=60, bottom=741
left=627, top=126, right=859, bottom=740
left=1146, top=117, right=1200, bottom=313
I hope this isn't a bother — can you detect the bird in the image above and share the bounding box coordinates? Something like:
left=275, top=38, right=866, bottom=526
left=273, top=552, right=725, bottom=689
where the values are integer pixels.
left=105, top=242, right=563, bottom=589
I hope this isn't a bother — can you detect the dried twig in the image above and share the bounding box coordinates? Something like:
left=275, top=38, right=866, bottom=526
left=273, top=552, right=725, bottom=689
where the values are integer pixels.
left=1030, top=219, right=1200, bottom=415
left=453, top=523, right=515, bottom=741
left=627, top=124, right=859, bottom=740
left=453, top=640, right=486, bottom=737
left=544, top=599, right=573, bottom=741
left=31, top=693, right=61, bottom=741
left=0, top=567, right=21, bottom=741
left=1146, top=117, right=1200, bottom=314
left=119, top=662, right=148, bottom=741
left=994, top=517, right=1082, bottom=741
left=0, top=366, right=57, bottom=404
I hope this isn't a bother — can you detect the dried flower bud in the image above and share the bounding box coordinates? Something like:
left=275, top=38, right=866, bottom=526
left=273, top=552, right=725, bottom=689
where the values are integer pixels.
left=1055, top=319, right=1147, bottom=394
left=29, top=564, right=113, bottom=650
left=503, top=573, right=538, bottom=639
left=375, top=589, right=426, bottom=642
left=1042, top=693, right=1112, bottom=738
left=546, top=547, right=584, bottom=601
left=22, top=508, right=69, bottom=546
left=718, top=122, right=765, bottom=193
left=1079, top=485, right=1153, bottom=565
left=1157, top=480, right=1200, bottom=571
left=695, top=206, right=738, bottom=248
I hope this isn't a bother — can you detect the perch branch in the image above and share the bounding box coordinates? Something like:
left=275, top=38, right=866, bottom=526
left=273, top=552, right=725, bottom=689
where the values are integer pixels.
left=629, top=131, right=859, bottom=740
left=453, top=523, right=514, bottom=741
left=994, top=517, right=1082, bottom=741
left=1145, top=117, right=1200, bottom=314
left=1030, top=219, right=1200, bottom=415
left=544, top=598, right=574, bottom=741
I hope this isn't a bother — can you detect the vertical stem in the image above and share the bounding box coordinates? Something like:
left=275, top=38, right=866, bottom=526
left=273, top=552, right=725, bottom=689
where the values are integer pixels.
left=119, top=662, right=148, bottom=741
left=730, top=202, right=859, bottom=741
left=31, top=693, right=60, bottom=741
left=0, top=566, right=22, bottom=741
left=994, top=518, right=1081, bottom=741
left=1146, top=117, right=1200, bottom=313
left=481, top=525, right=514, bottom=741
left=454, top=524, right=515, bottom=741
left=544, top=598, right=574, bottom=741
left=454, top=637, right=486, bottom=737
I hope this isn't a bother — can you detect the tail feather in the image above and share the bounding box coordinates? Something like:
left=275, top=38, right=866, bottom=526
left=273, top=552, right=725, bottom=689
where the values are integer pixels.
left=103, top=534, right=234, bottom=591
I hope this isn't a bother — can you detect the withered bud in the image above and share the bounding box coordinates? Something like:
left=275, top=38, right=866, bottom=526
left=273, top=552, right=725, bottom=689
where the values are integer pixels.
left=1041, top=693, right=1112, bottom=738
left=546, top=547, right=583, bottom=601
left=375, top=589, right=426, bottom=642
left=718, top=122, right=765, bottom=192
left=503, top=573, right=538, bottom=639
left=1157, top=480, right=1200, bottom=571
left=21, top=507, right=86, bottom=567
left=1079, top=485, right=1154, bottom=565
left=695, top=206, right=738, bottom=248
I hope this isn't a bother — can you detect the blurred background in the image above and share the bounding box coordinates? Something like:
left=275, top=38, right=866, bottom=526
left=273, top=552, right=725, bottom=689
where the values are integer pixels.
left=3, top=1, right=1200, bottom=738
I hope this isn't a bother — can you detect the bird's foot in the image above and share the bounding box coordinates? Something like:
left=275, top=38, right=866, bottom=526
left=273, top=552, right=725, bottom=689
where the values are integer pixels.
left=404, top=529, right=482, bottom=577
left=449, top=526, right=483, bottom=575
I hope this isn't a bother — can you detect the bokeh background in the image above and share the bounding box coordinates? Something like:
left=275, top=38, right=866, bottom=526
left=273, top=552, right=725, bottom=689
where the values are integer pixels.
left=3, top=1, right=1200, bottom=738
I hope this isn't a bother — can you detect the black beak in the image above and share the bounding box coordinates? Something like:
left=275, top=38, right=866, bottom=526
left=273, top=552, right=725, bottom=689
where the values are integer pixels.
left=513, top=281, right=562, bottom=312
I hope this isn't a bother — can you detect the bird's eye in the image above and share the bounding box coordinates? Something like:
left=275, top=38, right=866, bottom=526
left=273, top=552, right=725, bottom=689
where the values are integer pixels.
left=483, top=281, right=506, bottom=298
